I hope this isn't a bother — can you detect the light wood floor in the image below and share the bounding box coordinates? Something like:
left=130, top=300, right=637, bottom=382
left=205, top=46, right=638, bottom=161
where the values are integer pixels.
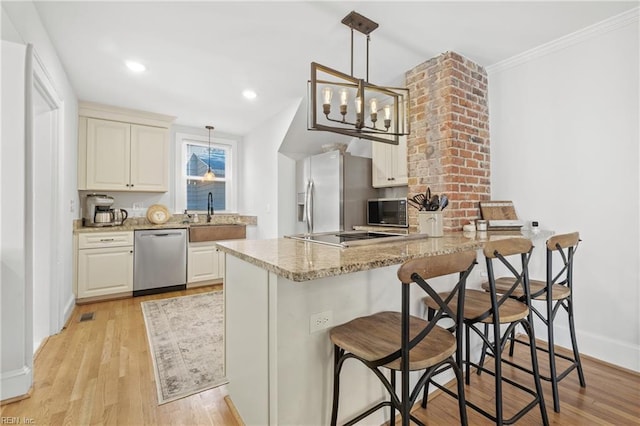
left=0, top=285, right=239, bottom=426
left=411, top=341, right=640, bottom=425
left=2, top=286, right=639, bottom=425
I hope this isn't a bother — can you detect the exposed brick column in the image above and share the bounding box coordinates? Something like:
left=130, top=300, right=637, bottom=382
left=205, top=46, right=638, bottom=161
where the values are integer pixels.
left=405, top=52, right=490, bottom=232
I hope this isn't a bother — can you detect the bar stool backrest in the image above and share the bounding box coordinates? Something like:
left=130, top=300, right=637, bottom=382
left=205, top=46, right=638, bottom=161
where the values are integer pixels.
left=545, top=232, right=580, bottom=293
left=385, top=251, right=477, bottom=368
left=480, top=238, right=534, bottom=323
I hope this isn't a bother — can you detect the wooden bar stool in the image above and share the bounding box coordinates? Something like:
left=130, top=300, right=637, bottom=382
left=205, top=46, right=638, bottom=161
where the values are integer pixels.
left=424, top=238, right=549, bottom=425
left=329, top=251, right=476, bottom=426
left=481, top=232, right=586, bottom=412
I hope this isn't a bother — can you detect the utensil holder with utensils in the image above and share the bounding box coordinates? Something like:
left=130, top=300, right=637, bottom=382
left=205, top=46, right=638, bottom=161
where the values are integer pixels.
left=418, top=211, right=443, bottom=237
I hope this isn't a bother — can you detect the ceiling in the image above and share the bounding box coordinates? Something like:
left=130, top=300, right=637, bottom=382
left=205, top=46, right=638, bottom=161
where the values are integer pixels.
left=34, top=1, right=635, bottom=145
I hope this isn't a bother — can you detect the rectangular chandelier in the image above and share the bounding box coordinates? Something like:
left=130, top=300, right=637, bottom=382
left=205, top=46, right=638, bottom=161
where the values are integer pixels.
left=308, top=11, right=410, bottom=145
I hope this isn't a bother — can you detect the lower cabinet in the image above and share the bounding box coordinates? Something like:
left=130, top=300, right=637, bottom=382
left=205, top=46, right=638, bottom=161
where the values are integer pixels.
left=76, top=231, right=134, bottom=299
left=188, top=241, right=224, bottom=285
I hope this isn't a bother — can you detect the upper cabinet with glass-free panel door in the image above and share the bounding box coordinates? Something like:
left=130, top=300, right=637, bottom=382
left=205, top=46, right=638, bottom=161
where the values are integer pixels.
left=371, top=136, right=408, bottom=187
left=130, top=124, right=169, bottom=191
left=85, top=118, right=131, bottom=190
left=78, top=102, right=175, bottom=192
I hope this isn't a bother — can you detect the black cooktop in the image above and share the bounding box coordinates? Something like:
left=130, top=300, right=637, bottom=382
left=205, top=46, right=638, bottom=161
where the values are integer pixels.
left=332, top=232, right=392, bottom=241
left=287, top=231, right=407, bottom=247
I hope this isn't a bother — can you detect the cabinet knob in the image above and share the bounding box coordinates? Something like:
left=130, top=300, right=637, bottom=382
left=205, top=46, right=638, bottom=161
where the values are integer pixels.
left=387, top=177, right=395, bottom=181
left=129, top=250, right=133, bottom=254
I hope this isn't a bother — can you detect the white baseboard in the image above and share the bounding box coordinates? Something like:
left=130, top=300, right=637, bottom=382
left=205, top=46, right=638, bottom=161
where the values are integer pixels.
left=574, top=328, right=640, bottom=372
left=530, top=316, right=639, bottom=372
left=475, top=318, right=640, bottom=373
left=0, top=366, right=32, bottom=401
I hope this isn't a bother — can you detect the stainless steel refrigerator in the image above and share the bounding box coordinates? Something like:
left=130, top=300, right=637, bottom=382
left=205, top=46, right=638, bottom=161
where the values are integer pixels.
left=296, top=150, right=377, bottom=234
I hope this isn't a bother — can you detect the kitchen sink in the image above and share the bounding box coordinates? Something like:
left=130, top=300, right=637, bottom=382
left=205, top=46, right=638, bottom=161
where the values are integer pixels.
left=188, top=224, right=246, bottom=242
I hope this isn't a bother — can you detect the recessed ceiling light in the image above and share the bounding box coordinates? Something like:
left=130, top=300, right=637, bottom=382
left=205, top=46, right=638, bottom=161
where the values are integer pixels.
left=125, top=60, right=146, bottom=73
left=242, top=89, right=257, bottom=100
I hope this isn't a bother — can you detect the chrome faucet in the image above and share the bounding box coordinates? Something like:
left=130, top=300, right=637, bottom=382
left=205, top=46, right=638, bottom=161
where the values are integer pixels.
left=207, top=191, right=214, bottom=223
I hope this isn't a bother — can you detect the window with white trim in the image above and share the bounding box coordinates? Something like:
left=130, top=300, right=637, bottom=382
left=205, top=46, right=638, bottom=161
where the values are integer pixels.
left=176, top=132, right=238, bottom=213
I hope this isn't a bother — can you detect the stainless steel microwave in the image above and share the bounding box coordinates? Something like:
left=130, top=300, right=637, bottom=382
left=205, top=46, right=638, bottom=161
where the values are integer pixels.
left=367, top=198, right=408, bottom=228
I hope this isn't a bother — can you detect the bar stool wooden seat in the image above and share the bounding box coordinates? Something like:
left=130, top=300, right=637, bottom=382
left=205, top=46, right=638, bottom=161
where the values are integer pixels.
left=424, top=238, right=549, bottom=425
left=329, top=251, right=476, bottom=426
left=480, top=232, right=586, bottom=412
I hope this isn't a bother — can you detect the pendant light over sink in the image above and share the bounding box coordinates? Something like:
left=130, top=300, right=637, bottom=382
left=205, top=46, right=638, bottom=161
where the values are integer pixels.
left=203, top=125, right=215, bottom=181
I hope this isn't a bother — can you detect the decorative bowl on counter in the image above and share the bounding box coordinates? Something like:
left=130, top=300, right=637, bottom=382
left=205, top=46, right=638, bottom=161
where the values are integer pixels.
left=146, top=204, right=171, bottom=224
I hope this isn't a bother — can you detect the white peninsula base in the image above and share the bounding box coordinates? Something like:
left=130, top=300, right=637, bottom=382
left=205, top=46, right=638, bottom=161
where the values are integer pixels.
left=224, top=254, right=465, bottom=425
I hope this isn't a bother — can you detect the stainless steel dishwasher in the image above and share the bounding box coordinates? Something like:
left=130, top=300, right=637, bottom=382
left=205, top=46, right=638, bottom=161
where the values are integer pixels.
left=134, top=228, right=187, bottom=296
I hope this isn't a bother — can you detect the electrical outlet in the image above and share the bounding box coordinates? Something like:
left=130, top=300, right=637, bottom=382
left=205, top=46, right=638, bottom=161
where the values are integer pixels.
left=309, top=310, right=333, bottom=334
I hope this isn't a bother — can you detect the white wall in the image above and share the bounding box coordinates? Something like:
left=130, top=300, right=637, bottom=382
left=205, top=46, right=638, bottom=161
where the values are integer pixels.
left=240, top=100, right=300, bottom=239
left=1, top=40, right=32, bottom=400
left=1, top=2, right=79, bottom=399
left=488, top=10, right=639, bottom=370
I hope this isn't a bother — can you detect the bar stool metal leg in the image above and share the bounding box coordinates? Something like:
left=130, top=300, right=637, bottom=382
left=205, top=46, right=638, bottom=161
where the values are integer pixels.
left=567, top=296, right=586, bottom=387
left=331, top=345, right=343, bottom=426
left=523, top=319, right=550, bottom=424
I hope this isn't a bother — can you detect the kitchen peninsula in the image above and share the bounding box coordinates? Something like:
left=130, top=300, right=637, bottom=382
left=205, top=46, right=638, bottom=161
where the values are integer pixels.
left=217, top=232, right=541, bottom=425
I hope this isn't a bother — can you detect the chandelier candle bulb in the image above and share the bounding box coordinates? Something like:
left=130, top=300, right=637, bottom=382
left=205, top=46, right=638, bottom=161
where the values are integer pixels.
left=340, top=88, right=348, bottom=106
left=384, top=104, right=391, bottom=129
left=340, top=89, right=349, bottom=107
left=322, top=87, right=333, bottom=104
left=369, top=98, right=377, bottom=114
left=355, top=96, right=363, bottom=128
left=322, top=87, right=333, bottom=115
left=370, top=98, right=378, bottom=125
left=339, top=88, right=348, bottom=119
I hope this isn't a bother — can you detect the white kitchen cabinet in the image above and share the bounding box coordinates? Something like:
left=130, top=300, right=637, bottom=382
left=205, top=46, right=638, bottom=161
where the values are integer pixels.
left=371, top=136, right=408, bottom=187
left=78, top=102, right=175, bottom=192
left=85, top=118, right=131, bottom=190
left=76, top=232, right=134, bottom=299
left=84, top=118, right=168, bottom=191
left=187, top=241, right=224, bottom=285
left=129, top=124, right=169, bottom=191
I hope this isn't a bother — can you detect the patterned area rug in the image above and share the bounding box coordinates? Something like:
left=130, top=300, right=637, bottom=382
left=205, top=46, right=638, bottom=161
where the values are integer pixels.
left=141, top=291, right=227, bottom=404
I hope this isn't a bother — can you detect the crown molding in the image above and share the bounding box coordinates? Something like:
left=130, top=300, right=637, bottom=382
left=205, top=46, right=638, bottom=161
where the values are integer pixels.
left=487, top=7, right=639, bottom=75
left=79, top=101, right=176, bottom=128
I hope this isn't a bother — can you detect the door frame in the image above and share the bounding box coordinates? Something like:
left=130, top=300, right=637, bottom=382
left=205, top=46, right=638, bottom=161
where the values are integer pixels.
left=29, top=48, right=65, bottom=338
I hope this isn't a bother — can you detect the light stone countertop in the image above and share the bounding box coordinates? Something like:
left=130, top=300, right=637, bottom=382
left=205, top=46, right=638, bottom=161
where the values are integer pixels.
left=217, top=230, right=551, bottom=282
left=73, top=214, right=257, bottom=233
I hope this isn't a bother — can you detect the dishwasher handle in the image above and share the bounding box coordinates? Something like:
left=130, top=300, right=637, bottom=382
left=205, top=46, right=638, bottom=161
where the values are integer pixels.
left=140, top=232, right=183, bottom=238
